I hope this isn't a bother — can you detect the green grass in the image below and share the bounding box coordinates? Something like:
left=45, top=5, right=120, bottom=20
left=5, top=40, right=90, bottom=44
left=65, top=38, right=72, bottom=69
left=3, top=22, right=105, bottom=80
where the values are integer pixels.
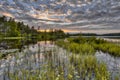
left=93, top=42, right=120, bottom=57
left=1, top=36, right=120, bottom=80
left=2, top=37, right=25, bottom=40
left=56, top=40, right=95, bottom=55
left=70, top=55, right=110, bottom=80
left=56, top=36, right=120, bottom=57
left=7, top=49, right=110, bottom=80
left=8, top=51, right=110, bottom=80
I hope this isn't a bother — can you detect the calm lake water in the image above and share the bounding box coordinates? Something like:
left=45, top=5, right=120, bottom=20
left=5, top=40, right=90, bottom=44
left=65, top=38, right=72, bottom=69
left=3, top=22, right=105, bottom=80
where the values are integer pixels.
left=0, top=39, right=120, bottom=80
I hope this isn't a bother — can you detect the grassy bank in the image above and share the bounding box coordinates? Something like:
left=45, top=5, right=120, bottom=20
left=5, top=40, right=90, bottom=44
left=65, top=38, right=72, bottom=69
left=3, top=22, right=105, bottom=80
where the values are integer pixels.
left=56, top=36, right=120, bottom=57
left=1, top=37, right=25, bottom=40
left=55, top=36, right=120, bottom=79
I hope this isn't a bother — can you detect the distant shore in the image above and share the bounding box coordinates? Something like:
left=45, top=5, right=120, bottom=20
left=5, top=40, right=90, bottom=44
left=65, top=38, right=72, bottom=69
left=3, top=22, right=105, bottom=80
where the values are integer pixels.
left=0, top=37, right=25, bottom=40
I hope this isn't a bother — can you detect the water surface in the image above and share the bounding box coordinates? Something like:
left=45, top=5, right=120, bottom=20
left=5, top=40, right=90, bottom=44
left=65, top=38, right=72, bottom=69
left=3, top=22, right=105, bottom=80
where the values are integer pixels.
left=0, top=40, right=120, bottom=79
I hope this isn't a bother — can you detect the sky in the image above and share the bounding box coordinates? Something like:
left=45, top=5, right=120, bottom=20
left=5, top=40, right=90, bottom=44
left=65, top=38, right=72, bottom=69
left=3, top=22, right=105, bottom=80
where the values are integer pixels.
left=0, top=0, right=120, bottom=34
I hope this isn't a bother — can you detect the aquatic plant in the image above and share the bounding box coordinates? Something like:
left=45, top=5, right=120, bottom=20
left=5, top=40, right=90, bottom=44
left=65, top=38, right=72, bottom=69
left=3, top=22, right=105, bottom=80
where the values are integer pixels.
left=56, top=40, right=95, bottom=55
left=1, top=39, right=120, bottom=80
left=70, top=55, right=110, bottom=80
left=56, top=37, right=120, bottom=57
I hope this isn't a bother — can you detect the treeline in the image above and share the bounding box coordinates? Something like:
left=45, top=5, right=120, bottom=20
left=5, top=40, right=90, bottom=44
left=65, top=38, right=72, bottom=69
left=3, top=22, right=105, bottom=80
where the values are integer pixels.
left=100, top=33, right=120, bottom=36
left=0, top=16, right=66, bottom=39
left=37, top=29, right=66, bottom=40
left=69, top=33, right=97, bottom=36
left=0, top=16, right=37, bottom=37
left=68, top=33, right=120, bottom=36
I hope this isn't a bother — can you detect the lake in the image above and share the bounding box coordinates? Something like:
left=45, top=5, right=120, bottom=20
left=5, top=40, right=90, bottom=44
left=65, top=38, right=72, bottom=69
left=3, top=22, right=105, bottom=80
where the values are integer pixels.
left=0, top=39, right=120, bottom=80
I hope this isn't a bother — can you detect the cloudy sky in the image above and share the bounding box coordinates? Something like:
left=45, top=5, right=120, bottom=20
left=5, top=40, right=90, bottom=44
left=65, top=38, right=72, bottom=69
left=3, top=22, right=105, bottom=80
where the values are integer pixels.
left=0, top=0, right=120, bottom=33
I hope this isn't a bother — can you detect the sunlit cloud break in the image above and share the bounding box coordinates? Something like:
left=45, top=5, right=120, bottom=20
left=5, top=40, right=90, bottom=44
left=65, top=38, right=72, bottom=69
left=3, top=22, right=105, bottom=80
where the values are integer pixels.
left=0, top=0, right=120, bottom=33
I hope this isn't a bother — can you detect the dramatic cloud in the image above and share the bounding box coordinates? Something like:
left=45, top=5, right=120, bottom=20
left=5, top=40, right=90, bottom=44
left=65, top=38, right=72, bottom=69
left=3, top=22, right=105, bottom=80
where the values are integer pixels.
left=0, top=12, right=14, bottom=18
left=0, top=0, right=120, bottom=33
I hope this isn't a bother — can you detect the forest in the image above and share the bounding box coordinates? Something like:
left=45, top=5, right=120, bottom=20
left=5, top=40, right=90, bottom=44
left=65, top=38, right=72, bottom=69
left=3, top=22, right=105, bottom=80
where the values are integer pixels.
left=0, top=16, right=66, bottom=40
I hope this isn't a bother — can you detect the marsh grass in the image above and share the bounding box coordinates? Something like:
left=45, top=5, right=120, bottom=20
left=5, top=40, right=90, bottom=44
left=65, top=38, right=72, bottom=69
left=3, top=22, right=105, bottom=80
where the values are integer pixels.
left=6, top=43, right=110, bottom=80
left=56, top=36, right=120, bottom=57
left=1, top=38, right=120, bottom=80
